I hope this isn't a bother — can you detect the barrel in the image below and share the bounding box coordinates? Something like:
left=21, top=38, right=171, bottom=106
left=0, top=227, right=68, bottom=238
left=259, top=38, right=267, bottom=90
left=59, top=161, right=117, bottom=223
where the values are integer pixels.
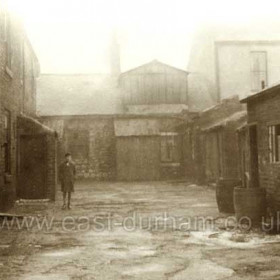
left=234, top=187, right=266, bottom=226
left=216, top=179, right=241, bottom=213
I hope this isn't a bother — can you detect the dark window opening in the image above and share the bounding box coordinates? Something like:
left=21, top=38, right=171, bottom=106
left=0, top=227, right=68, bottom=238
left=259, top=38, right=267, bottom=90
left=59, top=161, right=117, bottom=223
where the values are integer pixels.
left=160, top=134, right=180, bottom=163
left=250, top=51, right=267, bottom=92
left=4, top=110, right=12, bottom=173
left=3, top=11, right=12, bottom=70
left=269, top=124, right=280, bottom=163
left=66, top=130, right=89, bottom=159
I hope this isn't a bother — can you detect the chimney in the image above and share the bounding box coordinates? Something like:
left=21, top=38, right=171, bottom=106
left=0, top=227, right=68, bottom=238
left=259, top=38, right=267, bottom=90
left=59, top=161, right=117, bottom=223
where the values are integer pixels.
left=110, top=29, right=121, bottom=76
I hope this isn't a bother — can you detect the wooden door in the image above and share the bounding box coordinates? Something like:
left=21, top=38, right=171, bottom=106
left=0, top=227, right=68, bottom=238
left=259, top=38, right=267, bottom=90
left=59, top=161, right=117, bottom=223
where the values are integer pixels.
left=238, top=129, right=249, bottom=187
left=205, top=131, right=222, bottom=182
left=18, top=135, right=47, bottom=199
left=116, top=136, right=160, bottom=181
left=249, top=125, right=259, bottom=188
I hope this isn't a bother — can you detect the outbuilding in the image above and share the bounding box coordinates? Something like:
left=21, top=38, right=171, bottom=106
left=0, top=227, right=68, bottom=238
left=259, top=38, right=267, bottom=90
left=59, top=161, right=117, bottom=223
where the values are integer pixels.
left=241, top=84, right=280, bottom=215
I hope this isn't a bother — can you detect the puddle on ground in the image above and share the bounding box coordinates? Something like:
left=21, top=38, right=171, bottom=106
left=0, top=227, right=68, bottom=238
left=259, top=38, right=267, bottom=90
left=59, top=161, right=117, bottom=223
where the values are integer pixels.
left=23, top=274, right=70, bottom=280
left=183, top=231, right=280, bottom=249
left=84, top=228, right=153, bottom=240
left=171, top=260, right=234, bottom=280
left=122, top=263, right=167, bottom=275
left=41, top=247, right=81, bottom=258
left=97, top=242, right=156, bottom=259
left=192, top=203, right=211, bottom=207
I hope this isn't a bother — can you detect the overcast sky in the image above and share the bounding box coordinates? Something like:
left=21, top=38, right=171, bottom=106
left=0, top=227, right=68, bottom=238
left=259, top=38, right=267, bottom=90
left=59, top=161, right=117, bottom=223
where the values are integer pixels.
left=7, top=0, right=280, bottom=74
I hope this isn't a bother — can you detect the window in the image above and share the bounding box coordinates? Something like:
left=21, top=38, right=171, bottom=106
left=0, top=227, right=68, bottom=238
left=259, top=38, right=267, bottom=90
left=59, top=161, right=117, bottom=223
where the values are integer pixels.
left=160, top=133, right=180, bottom=163
left=268, top=125, right=280, bottom=163
left=5, top=13, right=12, bottom=69
left=4, top=110, right=12, bottom=173
left=250, top=51, right=267, bottom=92
left=0, top=10, right=12, bottom=69
left=66, top=130, right=89, bottom=159
left=0, top=7, right=6, bottom=41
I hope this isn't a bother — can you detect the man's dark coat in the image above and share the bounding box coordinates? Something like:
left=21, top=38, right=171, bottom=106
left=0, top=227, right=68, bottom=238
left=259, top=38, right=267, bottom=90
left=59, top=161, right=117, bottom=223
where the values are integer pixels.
left=59, top=161, right=76, bottom=192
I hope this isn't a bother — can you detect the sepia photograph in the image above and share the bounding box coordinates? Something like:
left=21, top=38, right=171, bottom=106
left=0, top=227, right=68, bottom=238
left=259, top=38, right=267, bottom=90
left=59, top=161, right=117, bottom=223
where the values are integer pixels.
left=0, top=0, right=280, bottom=279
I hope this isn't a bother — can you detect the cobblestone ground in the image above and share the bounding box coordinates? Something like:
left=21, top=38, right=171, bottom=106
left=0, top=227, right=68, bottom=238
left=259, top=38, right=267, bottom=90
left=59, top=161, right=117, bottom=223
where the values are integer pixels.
left=0, top=181, right=280, bottom=279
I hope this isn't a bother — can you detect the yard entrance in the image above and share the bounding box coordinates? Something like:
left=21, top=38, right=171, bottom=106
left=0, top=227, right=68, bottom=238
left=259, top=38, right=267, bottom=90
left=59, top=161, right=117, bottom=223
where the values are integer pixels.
left=18, top=134, right=48, bottom=199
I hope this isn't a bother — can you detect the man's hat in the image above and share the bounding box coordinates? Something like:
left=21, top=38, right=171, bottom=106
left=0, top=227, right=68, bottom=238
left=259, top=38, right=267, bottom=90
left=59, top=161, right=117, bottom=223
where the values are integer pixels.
left=65, top=153, right=71, bottom=157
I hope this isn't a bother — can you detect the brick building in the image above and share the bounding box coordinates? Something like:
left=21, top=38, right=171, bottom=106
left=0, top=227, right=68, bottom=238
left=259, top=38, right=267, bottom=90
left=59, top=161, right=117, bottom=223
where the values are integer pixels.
left=241, top=83, right=280, bottom=215
left=0, top=5, right=57, bottom=210
left=38, top=74, right=122, bottom=180
left=38, top=60, right=191, bottom=181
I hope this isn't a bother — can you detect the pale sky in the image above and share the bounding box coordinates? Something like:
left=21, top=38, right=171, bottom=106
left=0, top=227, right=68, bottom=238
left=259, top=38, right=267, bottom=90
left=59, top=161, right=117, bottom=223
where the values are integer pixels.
left=7, top=0, right=280, bottom=74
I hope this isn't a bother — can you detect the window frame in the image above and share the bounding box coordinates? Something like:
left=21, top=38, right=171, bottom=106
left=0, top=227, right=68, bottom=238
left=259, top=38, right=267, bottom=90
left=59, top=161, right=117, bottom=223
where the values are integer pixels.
left=66, top=129, right=89, bottom=160
left=250, top=51, right=268, bottom=92
left=160, top=132, right=180, bottom=163
left=268, top=124, right=280, bottom=163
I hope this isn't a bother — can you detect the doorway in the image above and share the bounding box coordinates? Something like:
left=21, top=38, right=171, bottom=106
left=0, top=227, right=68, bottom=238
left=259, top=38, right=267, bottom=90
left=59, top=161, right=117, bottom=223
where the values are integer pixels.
left=249, top=125, right=259, bottom=188
left=18, top=135, right=47, bottom=199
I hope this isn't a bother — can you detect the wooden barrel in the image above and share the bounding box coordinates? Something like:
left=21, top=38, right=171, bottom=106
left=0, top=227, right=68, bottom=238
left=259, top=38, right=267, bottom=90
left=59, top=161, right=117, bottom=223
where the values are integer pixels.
left=216, top=179, right=241, bottom=213
left=234, top=187, right=266, bottom=226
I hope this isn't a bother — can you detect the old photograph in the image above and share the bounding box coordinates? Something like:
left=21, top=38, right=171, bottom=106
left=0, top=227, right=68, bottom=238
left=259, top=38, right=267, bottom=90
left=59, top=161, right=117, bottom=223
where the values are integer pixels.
left=0, top=0, right=280, bottom=279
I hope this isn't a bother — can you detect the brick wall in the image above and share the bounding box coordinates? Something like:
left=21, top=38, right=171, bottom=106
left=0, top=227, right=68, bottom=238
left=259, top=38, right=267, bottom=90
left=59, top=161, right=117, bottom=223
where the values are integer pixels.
left=41, top=116, right=117, bottom=180
left=0, top=9, right=39, bottom=209
left=247, top=92, right=280, bottom=214
left=42, top=115, right=189, bottom=181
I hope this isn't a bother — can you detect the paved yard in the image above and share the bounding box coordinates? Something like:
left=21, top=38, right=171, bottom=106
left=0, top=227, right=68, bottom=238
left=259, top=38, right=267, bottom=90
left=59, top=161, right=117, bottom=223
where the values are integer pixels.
left=0, top=181, right=280, bottom=279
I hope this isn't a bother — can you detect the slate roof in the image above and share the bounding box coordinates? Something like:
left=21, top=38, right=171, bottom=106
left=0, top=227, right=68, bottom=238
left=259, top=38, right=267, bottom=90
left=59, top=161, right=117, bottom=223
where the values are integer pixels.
left=37, top=74, right=124, bottom=116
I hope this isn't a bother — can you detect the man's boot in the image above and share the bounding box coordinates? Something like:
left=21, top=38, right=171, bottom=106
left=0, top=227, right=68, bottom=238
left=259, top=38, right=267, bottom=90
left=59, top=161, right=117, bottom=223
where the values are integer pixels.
left=62, top=192, right=67, bottom=210
left=67, top=192, right=71, bottom=209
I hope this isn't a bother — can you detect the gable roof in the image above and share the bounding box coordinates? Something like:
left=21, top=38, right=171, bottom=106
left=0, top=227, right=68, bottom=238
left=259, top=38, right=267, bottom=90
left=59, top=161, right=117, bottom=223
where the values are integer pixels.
left=120, top=59, right=189, bottom=76
left=37, top=74, right=124, bottom=116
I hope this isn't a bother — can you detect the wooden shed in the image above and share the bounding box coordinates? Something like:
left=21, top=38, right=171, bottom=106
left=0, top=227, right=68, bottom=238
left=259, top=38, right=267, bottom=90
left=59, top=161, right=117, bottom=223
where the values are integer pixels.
left=201, top=110, right=247, bottom=183
left=120, top=60, right=189, bottom=106
left=114, top=116, right=185, bottom=181
left=187, top=96, right=247, bottom=184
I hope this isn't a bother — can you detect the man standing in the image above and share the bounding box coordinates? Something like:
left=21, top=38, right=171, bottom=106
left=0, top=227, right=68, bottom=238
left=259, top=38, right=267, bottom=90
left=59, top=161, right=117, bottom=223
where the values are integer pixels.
left=59, top=153, right=76, bottom=209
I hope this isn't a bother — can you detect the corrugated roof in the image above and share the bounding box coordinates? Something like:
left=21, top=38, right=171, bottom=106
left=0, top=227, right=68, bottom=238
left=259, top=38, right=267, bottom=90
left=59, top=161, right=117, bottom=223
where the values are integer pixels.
left=37, top=74, right=124, bottom=116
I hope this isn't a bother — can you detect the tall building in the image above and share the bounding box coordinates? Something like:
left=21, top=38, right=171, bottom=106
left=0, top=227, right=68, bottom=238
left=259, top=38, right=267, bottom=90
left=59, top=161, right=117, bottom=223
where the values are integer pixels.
left=188, top=21, right=280, bottom=110
left=0, top=4, right=56, bottom=209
